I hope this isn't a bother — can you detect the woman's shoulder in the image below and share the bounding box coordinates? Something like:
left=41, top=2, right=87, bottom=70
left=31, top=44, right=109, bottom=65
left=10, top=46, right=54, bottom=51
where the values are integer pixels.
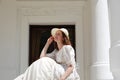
left=63, top=45, right=74, bottom=50
left=62, top=45, right=75, bottom=56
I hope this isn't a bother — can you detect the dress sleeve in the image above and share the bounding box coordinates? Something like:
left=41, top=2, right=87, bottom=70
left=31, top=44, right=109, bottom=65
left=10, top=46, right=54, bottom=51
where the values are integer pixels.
left=46, top=49, right=56, bottom=59
left=63, top=45, right=75, bottom=66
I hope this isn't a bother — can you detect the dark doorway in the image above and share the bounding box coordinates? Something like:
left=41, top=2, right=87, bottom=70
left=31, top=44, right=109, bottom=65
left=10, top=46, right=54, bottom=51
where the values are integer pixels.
left=29, top=25, right=76, bottom=65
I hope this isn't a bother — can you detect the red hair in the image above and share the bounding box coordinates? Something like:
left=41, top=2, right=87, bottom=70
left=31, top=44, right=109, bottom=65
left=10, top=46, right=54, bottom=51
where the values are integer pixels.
left=54, top=31, right=71, bottom=50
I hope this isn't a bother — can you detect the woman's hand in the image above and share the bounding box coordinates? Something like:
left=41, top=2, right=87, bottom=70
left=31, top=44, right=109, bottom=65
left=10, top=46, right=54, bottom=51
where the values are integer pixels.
left=59, top=65, right=74, bottom=80
left=46, top=36, right=54, bottom=45
left=59, top=76, right=65, bottom=80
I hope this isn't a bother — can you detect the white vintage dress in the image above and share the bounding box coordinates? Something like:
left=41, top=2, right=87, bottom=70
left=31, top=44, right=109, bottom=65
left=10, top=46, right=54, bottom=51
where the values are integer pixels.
left=14, top=45, right=80, bottom=80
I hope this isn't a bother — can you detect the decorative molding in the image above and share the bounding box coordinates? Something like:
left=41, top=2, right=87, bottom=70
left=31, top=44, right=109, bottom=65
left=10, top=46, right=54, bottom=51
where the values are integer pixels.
left=21, top=7, right=83, bottom=16
left=111, top=41, right=120, bottom=48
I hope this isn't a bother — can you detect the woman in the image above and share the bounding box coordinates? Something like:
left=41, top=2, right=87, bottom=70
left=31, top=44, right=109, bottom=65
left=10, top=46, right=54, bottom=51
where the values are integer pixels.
left=15, top=28, right=80, bottom=80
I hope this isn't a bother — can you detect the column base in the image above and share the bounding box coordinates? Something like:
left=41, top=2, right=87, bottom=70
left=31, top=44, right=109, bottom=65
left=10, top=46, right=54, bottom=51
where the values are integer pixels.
left=110, top=44, right=120, bottom=80
left=90, top=63, right=113, bottom=80
left=112, top=70, right=120, bottom=80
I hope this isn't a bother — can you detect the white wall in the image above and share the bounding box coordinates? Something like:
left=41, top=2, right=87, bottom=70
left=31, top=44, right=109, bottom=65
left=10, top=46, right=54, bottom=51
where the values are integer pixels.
left=0, top=0, right=19, bottom=80
left=0, top=0, right=90, bottom=80
left=108, top=0, right=120, bottom=80
left=83, top=1, right=91, bottom=80
left=108, top=0, right=120, bottom=43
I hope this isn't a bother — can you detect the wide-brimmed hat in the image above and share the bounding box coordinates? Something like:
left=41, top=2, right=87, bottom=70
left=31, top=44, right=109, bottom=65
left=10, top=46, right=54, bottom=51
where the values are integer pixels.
left=51, top=28, right=69, bottom=39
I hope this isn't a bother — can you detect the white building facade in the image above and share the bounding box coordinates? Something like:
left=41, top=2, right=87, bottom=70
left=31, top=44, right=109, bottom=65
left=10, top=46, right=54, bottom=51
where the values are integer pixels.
left=0, top=0, right=119, bottom=80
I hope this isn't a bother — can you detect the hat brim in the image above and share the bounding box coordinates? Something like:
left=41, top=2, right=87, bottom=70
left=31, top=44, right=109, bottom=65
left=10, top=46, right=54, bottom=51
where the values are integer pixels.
left=51, top=28, right=59, bottom=36
left=51, top=28, right=69, bottom=39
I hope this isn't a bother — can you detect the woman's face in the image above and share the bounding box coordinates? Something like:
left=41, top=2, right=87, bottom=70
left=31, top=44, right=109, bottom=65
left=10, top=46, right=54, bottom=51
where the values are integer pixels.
left=54, top=30, right=63, bottom=43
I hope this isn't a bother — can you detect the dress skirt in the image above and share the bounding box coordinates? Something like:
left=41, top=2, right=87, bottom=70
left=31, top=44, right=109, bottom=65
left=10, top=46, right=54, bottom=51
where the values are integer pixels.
left=15, top=57, right=80, bottom=80
left=15, top=57, right=65, bottom=80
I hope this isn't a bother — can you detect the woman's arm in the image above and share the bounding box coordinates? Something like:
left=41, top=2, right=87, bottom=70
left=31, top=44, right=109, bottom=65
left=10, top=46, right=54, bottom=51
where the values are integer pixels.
left=40, top=36, right=54, bottom=58
left=60, top=64, right=74, bottom=80
left=40, top=42, right=49, bottom=58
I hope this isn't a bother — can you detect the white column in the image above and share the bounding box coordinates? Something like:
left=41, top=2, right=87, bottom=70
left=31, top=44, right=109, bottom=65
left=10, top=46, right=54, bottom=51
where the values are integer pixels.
left=108, top=0, right=120, bottom=80
left=90, top=0, right=113, bottom=80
